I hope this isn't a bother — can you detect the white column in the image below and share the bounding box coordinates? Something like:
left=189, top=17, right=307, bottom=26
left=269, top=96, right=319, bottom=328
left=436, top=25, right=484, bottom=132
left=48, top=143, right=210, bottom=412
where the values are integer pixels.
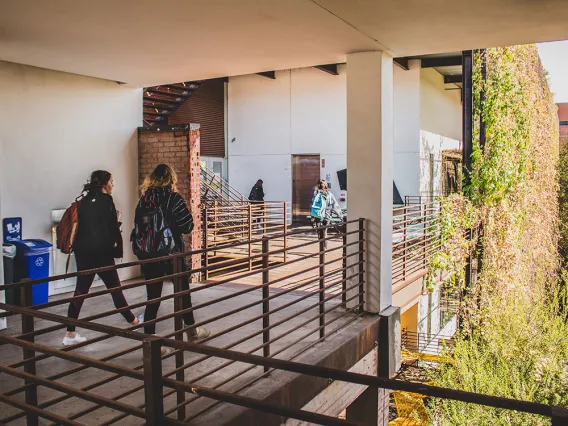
left=347, top=51, right=394, bottom=313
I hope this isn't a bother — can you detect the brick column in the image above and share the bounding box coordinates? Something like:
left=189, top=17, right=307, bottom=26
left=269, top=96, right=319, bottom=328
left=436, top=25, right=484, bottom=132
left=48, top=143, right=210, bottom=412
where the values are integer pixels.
left=138, top=124, right=202, bottom=278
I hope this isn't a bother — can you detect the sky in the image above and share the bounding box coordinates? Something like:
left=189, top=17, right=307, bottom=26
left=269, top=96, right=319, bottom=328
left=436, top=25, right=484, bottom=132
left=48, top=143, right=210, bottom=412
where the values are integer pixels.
left=537, top=41, right=568, bottom=103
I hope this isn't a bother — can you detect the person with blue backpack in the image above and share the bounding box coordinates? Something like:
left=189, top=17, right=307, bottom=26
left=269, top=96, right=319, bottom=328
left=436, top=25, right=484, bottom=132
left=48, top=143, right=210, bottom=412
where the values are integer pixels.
left=132, top=164, right=209, bottom=348
left=310, top=179, right=344, bottom=248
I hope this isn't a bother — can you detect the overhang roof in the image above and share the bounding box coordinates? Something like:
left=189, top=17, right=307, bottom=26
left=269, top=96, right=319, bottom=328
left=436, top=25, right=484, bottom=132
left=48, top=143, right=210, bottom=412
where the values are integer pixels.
left=1, top=0, right=568, bottom=87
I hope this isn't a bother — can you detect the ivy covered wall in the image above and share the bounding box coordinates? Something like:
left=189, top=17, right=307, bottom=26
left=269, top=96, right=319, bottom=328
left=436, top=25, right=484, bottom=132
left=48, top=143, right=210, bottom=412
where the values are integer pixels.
left=428, top=45, right=563, bottom=425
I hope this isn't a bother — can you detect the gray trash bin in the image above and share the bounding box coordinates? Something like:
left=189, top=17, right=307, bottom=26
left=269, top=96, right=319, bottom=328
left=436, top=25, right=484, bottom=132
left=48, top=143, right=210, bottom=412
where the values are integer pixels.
left=3, top=243, right=16, bottom=304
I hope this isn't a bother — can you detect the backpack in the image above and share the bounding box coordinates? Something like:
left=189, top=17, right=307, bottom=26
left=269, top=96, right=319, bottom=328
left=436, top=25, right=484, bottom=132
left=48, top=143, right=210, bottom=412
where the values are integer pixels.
left=56, top=199, right=81, bottom=254
left=310, top=191, right=327, bottom=220
left=131, top=198, right=176, bottom=259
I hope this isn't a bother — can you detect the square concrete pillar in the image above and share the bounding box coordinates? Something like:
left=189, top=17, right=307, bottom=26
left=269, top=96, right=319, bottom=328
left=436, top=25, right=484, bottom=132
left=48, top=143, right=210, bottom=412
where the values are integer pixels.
left=346, top=51, right=394, bottom=313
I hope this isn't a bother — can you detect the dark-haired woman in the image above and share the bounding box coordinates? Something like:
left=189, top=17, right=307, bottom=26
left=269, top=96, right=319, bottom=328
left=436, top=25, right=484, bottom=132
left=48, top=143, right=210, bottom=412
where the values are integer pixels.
left=63, top=171, right=140, bottom=345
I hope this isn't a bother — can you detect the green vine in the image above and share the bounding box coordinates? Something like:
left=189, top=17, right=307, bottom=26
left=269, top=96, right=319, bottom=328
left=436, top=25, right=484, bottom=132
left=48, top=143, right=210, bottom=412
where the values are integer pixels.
left=426, top=45, right=562, bottom=425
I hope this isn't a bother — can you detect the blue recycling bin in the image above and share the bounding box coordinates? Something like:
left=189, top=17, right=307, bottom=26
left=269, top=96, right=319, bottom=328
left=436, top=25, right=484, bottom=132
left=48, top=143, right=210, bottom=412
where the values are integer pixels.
left=13, top=239, right=52, bottom=305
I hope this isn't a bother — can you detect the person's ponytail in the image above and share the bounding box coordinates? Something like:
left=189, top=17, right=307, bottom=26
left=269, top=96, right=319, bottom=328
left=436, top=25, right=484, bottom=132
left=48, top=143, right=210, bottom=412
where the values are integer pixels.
left=83, top=170, right=111, bottom=193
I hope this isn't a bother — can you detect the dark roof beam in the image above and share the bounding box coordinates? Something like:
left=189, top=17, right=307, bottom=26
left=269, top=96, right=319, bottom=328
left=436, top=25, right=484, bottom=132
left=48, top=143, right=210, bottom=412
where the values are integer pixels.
left=444, top=75, right=463, bottom=84
left=421, top=56, right=462, bottom=68
left=314, top=64, right=339, bottom=75
left=394, top=58, right=409, bottom=70
left=257, top=71, right=276, bottom=79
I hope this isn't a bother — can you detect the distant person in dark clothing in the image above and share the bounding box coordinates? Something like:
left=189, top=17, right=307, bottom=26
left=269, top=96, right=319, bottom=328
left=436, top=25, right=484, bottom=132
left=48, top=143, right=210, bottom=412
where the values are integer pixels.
left=63, top=170, right=140, bottom=346
left=249, top=179, right=265, bottom=227
left=249, top=179, right=265, bottom=203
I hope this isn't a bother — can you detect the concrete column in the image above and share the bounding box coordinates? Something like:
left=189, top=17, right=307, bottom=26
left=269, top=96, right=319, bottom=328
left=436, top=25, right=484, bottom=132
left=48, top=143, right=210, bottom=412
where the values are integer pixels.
left=347, top=51, right=394, bottom=313
left=345, top=386, right=379, bottom=426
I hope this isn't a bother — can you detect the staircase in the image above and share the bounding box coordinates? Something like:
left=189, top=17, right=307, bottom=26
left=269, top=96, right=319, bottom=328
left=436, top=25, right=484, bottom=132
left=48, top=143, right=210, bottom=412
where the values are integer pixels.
left=199, top=165, right=290, bottom=277
left=143, top=81, right=205, bottom=127
left=200, top=164, right=248, bottom=209
left=200, top=164, right=249, bottom=244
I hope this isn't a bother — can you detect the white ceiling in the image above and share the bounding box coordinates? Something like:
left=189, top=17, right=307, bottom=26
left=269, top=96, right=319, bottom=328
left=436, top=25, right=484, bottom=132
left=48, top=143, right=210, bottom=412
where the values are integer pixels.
left=1, top=0, right=568, bottom=87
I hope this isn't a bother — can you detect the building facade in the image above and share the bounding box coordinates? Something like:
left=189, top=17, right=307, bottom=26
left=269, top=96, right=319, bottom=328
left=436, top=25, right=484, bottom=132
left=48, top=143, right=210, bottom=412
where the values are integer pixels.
left=226, top=60, right=461, bottom=217
left=559, top=103, right=568, bottom=148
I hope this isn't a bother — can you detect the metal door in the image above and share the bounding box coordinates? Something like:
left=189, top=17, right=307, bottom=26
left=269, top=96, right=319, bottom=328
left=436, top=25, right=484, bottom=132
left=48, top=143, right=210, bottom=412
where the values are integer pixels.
left=292, top=155, right=320, bottom=223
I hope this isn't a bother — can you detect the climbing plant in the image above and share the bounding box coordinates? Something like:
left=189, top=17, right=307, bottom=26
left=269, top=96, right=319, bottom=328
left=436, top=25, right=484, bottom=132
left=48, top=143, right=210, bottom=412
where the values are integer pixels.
left=427, top=45, right=562, bottom=425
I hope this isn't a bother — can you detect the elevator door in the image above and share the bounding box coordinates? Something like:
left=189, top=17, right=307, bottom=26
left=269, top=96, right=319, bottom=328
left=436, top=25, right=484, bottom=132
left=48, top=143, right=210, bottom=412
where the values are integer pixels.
left=292, top=155, right=320, bottom=223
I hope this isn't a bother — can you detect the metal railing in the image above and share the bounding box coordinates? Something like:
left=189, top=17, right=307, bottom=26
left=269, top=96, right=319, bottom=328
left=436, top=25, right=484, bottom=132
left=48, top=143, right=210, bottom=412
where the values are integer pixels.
left=392, top=201, right=441, bottom=286
left=1, top=219, right=568, bottom=424
left=2, top=304, right=568, bottom=425
left=0, top=220, right=366, bottom=425
left=200, top=164, right=248, bottom=208
left=401, top=328, right=455, bottom=355
left=404, top=195, right=438, bottom=205
left=202, top=201, right=292, bottom=276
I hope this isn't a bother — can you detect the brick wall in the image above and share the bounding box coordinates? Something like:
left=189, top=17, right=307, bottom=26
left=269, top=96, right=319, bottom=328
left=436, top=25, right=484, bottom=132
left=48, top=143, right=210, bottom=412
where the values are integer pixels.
left=559, top=103, right=568, bottom=149
left=138, top=124, right=202, bottom=276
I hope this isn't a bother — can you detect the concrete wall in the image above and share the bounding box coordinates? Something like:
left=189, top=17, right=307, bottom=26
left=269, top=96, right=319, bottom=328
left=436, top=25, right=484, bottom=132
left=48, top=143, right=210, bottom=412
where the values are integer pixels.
left=393, top=60, right=421, bottom=198
left=420, top=68, right=462, bottom=141
left=0, top=61, right=143, bottom=287
left=228, top=66, right=346, bottom=204
left=419, top=131, right=461, bottom=198
left=419, top=68, right=462, bottom=198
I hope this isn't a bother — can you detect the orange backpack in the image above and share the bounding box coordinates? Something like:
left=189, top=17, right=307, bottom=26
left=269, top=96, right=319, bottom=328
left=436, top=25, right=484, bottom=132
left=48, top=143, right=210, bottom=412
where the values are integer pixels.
left=56, top=200, right=81, bottom=254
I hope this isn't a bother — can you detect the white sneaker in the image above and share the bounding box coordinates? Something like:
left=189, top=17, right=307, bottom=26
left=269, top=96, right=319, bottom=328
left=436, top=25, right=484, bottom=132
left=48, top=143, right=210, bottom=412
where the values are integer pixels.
left=130, top=314, right=144, bottom=326
left=62, top=333, right=87, bottom=346
left=185, top=327, right=211, bottom=342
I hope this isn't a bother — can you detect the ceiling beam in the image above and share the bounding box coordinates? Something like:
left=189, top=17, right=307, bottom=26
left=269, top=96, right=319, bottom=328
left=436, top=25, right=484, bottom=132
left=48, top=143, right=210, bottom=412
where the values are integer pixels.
left=444, top=74, right=462, bottom=84
left=314, top=64, right=339, bottom=75
left=421, top=56, right=462, bottom=68
left=257, top=71, right=276, bottom=79
left=394, top=58, right=409, bottom=70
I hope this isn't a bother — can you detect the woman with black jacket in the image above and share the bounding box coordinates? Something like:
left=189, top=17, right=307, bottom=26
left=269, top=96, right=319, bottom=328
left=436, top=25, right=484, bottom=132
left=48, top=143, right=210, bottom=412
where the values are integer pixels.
left=63, top=171, right=140, bottom=346
left=136, top=164, right=209, bottom=343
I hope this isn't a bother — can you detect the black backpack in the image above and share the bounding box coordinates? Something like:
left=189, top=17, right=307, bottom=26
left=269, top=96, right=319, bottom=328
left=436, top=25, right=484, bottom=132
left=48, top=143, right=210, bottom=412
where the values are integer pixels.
left=131, top=198, right=176, bottom=259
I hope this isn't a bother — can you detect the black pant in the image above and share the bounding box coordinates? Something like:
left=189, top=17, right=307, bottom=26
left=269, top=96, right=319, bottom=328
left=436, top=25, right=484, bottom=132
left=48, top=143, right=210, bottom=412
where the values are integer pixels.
left=143, top=260, right=195, bottom=334
left=312, top=218, right=330, bottom=249
left=67, top=254, right=135, bottom=332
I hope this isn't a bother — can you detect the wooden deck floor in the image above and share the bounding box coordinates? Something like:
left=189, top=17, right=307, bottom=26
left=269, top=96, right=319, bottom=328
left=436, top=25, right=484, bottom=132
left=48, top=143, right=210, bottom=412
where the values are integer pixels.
left=0, top=230, right=368, bottom=425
